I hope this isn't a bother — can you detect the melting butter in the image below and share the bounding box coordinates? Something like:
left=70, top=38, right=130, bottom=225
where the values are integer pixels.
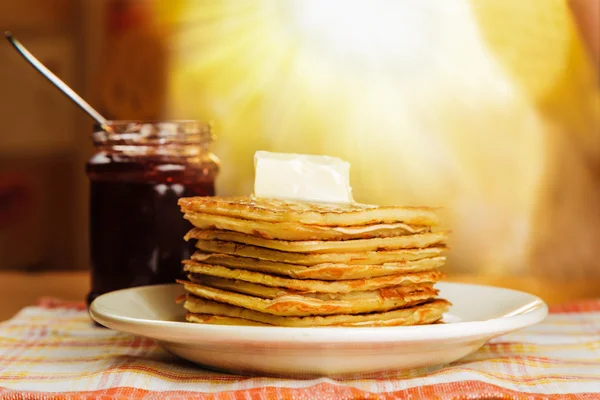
left=253, top=151, right=354, bottom=203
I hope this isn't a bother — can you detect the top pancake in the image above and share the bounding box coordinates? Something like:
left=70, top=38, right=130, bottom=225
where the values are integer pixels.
left=178, top=196, right=439, bottom=227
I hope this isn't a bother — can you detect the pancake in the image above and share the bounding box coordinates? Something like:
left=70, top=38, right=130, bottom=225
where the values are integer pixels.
left=178, top=196, right=440, bottom=226
left=179, top=281, right=438, bottom=316
left=185, top=228, right=448, bottom=253
left=190, top=273, right=436, bottom=300
left=194, top=240, right=447, bottom=266
left=184, top=212, right=429, bottom=241
left=191, top=252, right=446, bottom=280
left=190, top=274, right=295, bottom=299
left=184, top=296, right=451, bottom=327
left=187, top=313, right=269, bottom=326
left=183, top=262, right=443, bottom=293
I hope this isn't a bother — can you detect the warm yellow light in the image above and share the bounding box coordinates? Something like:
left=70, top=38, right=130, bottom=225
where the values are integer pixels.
left=285, top=0, right=431, bottom=69
left=156, top=0, right=600, bottom=277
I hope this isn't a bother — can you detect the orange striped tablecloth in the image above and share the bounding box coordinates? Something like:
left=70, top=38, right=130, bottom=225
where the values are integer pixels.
left=0, top=298, right=599, bottom=399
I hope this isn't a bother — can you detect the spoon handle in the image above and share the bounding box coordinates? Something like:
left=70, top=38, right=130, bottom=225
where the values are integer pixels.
left=4, top=31, right=111, bottom=130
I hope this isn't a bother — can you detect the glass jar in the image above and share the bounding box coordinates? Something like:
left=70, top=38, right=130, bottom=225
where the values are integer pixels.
left=86, top=120, right=219, bottom=306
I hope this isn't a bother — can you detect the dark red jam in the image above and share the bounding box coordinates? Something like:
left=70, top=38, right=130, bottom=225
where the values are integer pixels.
left=85, top=121, right=218, bottom=307
left=86, top=158, right=215, bottom=306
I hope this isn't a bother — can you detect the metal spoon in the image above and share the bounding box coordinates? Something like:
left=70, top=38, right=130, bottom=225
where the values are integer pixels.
left=4, top=31, right=112, bottom=132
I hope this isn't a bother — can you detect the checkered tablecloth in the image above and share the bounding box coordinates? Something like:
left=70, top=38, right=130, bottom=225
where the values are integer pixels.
left=0, top=298, right=599, bottom=399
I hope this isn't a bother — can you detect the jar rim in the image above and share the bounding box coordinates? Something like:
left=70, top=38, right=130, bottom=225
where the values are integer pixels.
left=92, top=120, right=215, bottom=146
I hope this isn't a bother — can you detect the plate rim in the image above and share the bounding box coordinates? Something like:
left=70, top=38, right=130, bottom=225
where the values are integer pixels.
left=89, top=281, right=549, bottom=345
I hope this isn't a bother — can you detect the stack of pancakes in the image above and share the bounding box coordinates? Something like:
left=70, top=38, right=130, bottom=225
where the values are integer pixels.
left=177, top=197, right=451, bottom=327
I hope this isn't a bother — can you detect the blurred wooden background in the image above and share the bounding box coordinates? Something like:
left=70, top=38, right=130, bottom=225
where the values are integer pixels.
left=0, top=0, right=87, bottom=270
left=0, top=0, right=598, bottom=284
left=0, top=0, right=165, bottom=271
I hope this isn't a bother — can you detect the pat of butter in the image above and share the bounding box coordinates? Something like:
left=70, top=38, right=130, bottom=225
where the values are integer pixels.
left=254, top=151, right=354, bottom=203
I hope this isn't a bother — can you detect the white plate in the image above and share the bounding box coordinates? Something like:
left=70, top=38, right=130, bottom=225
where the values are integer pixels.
left=89, top=282, right=548, bottom=377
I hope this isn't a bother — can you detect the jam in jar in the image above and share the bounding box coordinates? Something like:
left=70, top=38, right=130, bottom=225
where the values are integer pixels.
left=86, top=121, right=219, bottom=306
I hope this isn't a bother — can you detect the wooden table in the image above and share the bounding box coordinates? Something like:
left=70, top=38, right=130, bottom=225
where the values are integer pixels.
left=0, top=272, right=89, bottom=321
left=1, top=271, right=599, bottom=321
